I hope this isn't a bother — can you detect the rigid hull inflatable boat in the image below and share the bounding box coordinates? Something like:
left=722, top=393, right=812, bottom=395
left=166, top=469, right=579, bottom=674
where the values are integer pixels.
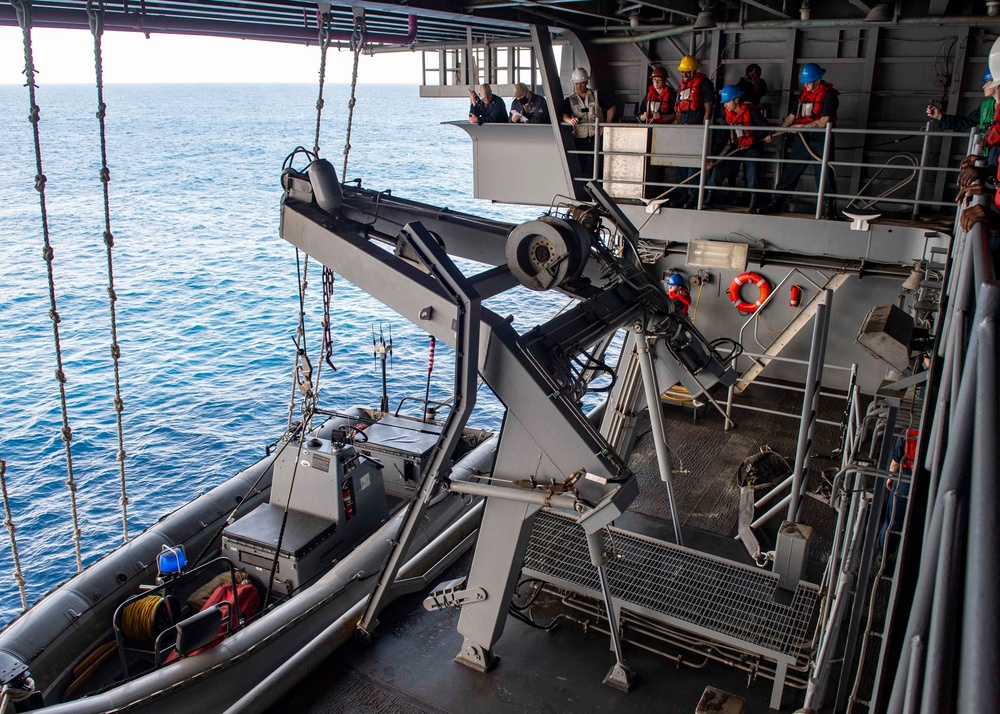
left=0, top=407, right=494, bottom=712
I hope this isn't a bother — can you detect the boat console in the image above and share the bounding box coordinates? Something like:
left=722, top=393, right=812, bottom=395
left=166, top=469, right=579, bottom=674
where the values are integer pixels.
left=222, top=436, right=387, bottom=594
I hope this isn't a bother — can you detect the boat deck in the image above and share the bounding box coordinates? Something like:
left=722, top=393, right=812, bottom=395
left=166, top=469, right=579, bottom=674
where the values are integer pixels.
left=267, top=385, right=849, bottom=713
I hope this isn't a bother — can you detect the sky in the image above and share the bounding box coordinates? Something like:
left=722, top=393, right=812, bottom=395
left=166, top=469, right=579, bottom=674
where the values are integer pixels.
left=0, top=27, right=422, bottom=83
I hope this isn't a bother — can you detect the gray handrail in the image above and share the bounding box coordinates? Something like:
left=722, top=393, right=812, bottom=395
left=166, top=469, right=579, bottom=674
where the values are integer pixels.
left=886, top=279, right=1000, bottom=713
left=561, top=120, right=975, bottom=216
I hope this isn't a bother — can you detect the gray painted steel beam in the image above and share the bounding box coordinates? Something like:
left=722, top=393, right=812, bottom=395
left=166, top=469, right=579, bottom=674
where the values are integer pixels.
left=532, top=23, right=585, bottom=199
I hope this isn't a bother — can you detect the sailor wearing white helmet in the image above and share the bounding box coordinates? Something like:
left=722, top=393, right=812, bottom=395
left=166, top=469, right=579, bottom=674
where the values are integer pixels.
left=561, top=67, right=617, bottom=177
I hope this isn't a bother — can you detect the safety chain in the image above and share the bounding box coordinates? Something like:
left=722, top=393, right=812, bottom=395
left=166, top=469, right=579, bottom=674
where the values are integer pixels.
left=12, top=0, right=84, bottom=571
left=0, top=461, right=29, bottom=611
left=87, top=0, right=130, bottom=543
left=312, top=8, right=333, bottom=157
left=342, top=17, right=366, bottom=179
left=321, top=266, right=337, bottom=372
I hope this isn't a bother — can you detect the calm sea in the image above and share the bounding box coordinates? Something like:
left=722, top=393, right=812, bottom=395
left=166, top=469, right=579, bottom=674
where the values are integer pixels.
left=0, top=83, right=566, bottom=624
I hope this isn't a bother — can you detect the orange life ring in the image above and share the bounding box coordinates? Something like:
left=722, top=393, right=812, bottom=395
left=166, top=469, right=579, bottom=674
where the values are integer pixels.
left=728, top=272, right=772, bottom=313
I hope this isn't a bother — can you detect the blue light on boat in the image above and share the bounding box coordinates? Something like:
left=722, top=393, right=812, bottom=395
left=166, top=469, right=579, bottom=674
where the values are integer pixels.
left=157, top=546, right=187, bottom=575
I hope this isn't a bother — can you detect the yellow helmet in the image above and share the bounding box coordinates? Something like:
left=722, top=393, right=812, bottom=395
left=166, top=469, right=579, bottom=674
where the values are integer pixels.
left=678, top=55, right=700, bottom=72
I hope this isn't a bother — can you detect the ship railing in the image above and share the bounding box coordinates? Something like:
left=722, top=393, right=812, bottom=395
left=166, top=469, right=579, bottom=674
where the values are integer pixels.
left=564, top=120, right=976, bottom=220
left=871, top=189, right=999, bottom=711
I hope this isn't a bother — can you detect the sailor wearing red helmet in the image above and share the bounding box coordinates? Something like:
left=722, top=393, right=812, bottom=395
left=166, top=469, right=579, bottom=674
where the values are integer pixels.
left=639, top=66, right=676, bottom=124
left=759, top=62, right=840, bottom=219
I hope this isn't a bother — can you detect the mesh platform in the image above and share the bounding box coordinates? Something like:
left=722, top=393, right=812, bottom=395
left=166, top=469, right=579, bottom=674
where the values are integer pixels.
left=523, top=510, right=819, bottom=661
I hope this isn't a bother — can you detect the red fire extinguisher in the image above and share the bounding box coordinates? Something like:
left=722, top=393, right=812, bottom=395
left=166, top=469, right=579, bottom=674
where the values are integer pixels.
left=342, top=479, right=356, bottom=520
left=789, top=285, right=802, bottom=308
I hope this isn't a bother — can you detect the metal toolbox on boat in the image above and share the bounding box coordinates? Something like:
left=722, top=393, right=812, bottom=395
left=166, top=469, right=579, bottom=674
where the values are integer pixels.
left=221, top=503, right=341, bottom=593
left=354, top=415, right=443, bottom=496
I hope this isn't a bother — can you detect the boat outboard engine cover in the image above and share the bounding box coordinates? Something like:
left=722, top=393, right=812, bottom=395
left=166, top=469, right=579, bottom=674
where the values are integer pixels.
left=506, top=216, right=591, bottom=291
left=307, top=158, right=343, bottom=214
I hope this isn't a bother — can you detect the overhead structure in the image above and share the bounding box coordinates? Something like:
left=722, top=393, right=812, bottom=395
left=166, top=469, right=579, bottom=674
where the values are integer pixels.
left=1, top=1, right=995, bottom=48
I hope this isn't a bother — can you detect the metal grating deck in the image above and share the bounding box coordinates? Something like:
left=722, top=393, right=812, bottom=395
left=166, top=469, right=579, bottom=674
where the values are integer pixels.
left=523, top=510, right=819, bottom=662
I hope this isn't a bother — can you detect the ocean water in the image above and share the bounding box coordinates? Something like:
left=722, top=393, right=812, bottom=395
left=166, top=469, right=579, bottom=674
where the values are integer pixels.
left=0, top=83, right=567, bottom=625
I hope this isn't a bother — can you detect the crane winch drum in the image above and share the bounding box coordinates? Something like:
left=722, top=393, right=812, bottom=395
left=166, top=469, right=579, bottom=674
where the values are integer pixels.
left=505, top=216, right=592, bottom=291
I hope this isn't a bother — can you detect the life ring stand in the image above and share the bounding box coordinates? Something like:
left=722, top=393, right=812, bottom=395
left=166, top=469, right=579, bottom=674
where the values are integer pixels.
left=728, top=272, right=772, bottom=314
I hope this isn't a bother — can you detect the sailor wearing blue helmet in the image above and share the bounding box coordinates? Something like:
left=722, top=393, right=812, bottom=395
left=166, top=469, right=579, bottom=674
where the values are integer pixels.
left=702, top=84, right=772, bottom=213
left=759, top=63, right=840, bottom=218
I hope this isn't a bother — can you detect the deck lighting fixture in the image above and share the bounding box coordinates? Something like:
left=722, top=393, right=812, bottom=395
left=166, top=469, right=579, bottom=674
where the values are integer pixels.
left=686, top=240, right=748, bottom=271
left=692, top=3, right=716, bottom=30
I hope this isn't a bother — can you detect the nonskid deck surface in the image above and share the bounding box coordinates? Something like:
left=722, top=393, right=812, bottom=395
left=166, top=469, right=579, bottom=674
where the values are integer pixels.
left=273, top=547, right=788, bottom=714
left=629, top=385, right=844, bottom=569
left=273, top=390, right=841, bottom=713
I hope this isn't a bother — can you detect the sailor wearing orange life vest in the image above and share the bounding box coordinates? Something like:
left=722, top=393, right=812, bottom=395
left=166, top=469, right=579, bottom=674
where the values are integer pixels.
left=665, top=273, right=691, bottom=315
left=703, top=85, right=772, bottom=213
left=674, top=55, right=715, bottom=209
left=875, top=429, right=919, bottom=556
left=639, top=66, right=675, bottom=124
left=759, top=62, right=840, bottom=219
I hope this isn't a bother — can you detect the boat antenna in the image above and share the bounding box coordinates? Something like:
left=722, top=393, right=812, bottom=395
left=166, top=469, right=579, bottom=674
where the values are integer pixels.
left=87, top=0, right=131, bottom=543
left=372, top=322, right=393, bottom=412
left=11, top=0, right=84, bottom=571
left=423, top=336, right=436, bottom=422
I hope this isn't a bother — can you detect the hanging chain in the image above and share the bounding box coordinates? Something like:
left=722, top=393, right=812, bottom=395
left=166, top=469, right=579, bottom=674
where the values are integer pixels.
left=87, top=0, right=129, bottom=544
left=0, top=461, right=29, bottom=611
left=320, top=267, right=337, bottom=373
left=312, top=8, right=333, bottom=158
left=342, top=16, right=365, bottom=179
left=12, top=0, right=84, bottom=571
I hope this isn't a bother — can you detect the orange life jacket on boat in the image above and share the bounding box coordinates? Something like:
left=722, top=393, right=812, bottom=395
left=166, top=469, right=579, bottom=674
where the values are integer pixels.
left=724, top=103, right=759, bottom=150
left=676, top=73, right=708, bottom=114
left=796, top=80, right=838, bottom=125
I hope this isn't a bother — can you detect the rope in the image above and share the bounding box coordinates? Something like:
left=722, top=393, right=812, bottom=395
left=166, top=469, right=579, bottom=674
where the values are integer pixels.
left=286, top=250, right=314, bottom=432
left=312, top=9, right=333, bottom=157
left=288, top=9, right=337, bottom=431
left=342, top=17, right=365, bottom=180
left=87, top=0, right=129, bottom=543
left=12, top=0, right=84, bottom=571
left=0, top=461, right=28, bottom=611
